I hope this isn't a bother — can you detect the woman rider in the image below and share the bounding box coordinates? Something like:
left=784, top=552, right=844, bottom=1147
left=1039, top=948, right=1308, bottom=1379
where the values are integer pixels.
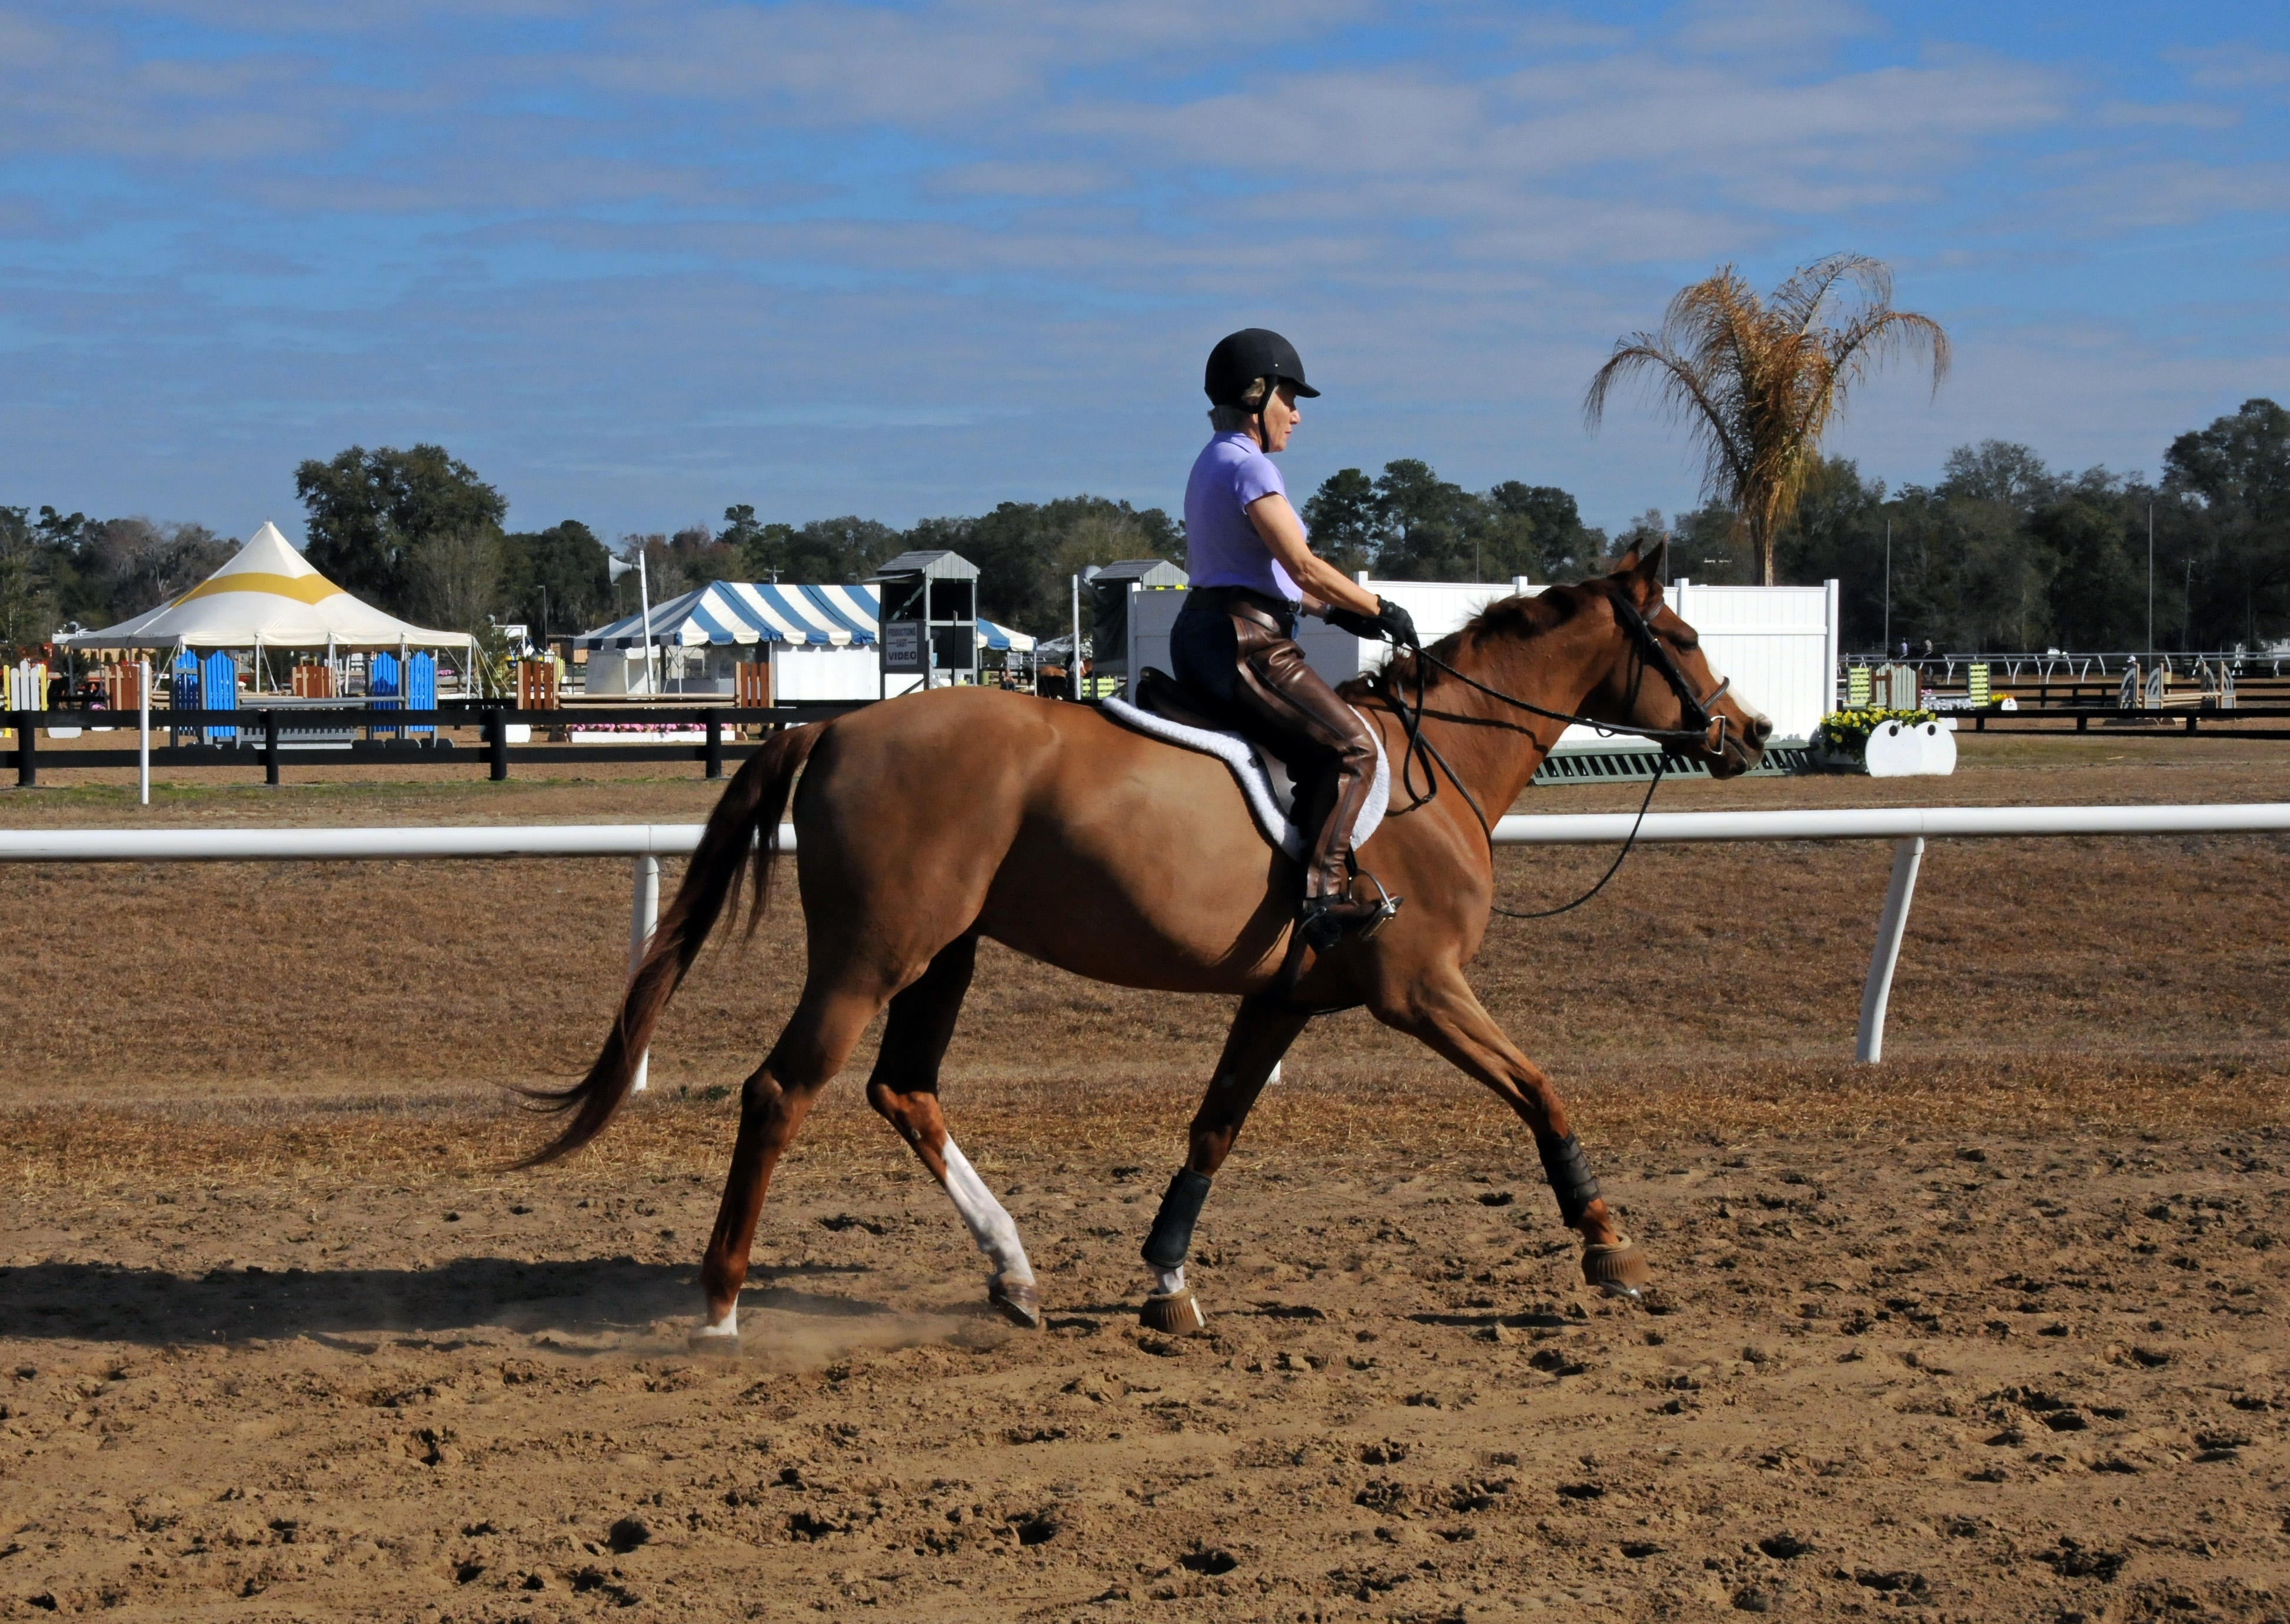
left=1170, top=328, right=1418, bottom=950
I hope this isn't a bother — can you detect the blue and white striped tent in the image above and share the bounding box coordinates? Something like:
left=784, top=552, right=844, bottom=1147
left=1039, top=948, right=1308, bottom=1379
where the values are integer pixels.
left=575, top=582, right=1034, bottom=653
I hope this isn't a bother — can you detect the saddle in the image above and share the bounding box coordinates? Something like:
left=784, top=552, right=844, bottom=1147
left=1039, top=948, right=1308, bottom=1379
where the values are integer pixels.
left=1104, top=668, right=1389, bottom=863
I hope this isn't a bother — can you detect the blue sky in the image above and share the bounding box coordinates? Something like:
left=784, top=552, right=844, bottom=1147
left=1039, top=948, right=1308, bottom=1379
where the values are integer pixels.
left=2, top=0, right=2286, bottom=547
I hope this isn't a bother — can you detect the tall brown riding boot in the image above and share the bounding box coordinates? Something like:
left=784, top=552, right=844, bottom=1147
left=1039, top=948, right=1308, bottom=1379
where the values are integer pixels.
left=1201, top=593, right=1406, bottom=953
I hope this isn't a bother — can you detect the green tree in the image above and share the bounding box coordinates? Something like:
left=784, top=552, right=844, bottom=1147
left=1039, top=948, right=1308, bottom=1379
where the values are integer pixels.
left=1303, top=465, right=1597, bottom=584
left=1940, top=440, right=2058, bottom=513
left=1486, top=482, right=1592, bottom=577
left=0, top=506, right=54, bottom=651
left=1300, top=468, right=1380, bottom=573
left=71, top=518, right=234, bottom=627
left=2166, top=398, right=2290, bottom=525
left=2163, top=398, right=2290, bottom=648
left=621, top=526, right=741, bottom=603
left=407, top=527, right=507, bottom=632
left=1586, top=253, right=1949, bottom=584
left=1672, top=502, right=1753, bottom=584
left=1775, top=456, right=1888, bottom=641
left=294, top=444, right=507, bottom=616
left=720, top=504, right=768, bottom=564
left=2033, top=492, right=2142, bottom=649
left=502, top=520, right=611, bottom=640
left=910, top=497, right=1180, bottom=630
left=1371, top=459, right=1482, bottom=580
left=739, top=516, right=904, bottom=589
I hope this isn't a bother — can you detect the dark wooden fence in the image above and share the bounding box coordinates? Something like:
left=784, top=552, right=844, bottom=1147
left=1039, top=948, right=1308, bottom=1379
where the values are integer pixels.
left=2, top=703, right=870, bottom=788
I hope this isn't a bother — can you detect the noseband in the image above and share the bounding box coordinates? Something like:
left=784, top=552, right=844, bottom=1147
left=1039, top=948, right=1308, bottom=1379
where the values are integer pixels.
left=1607, top=594, right=1733, bottom=757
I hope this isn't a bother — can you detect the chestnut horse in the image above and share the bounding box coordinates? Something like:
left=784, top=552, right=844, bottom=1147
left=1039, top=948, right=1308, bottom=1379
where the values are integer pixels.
left=528, top=546, right=1769, bottom=1347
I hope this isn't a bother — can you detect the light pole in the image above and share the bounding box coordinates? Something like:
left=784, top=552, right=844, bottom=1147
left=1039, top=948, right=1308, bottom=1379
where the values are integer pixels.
left=1882, top=520, right=1891, bottom=658
left=2146, top=502, right=2154, bottom=654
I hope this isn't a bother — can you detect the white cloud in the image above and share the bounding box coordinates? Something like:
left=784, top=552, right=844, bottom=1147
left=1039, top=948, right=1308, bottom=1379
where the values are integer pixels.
left=931, top=159, right=1120, bottom=198
left=1670, top=0, right=1882, bottom=57
left=2052, top=161, right=2290, bottom=234
left=2171, top=44, right=2290, bottom=94
left=2098, top=99, right=2241, bottom=130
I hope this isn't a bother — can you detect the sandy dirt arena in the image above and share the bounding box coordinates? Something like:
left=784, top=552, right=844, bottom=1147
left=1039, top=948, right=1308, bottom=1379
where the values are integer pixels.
left=2, top=734, right=2287, bottom=1622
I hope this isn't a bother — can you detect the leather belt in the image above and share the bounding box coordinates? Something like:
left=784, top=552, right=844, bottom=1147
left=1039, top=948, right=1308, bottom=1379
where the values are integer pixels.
left=1183, top=584, right=1298, bottom=637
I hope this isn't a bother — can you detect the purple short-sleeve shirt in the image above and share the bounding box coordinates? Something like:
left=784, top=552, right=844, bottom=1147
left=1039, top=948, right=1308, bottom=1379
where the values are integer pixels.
left=1184, top=431, right=1300, bottom=603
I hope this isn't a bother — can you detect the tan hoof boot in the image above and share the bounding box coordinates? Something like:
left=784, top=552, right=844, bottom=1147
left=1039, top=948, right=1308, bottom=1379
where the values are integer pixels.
left=990, top=1275, right=1043, bottom=1329
left=1582, top=1235, right=1652, bottom=1299
left=1139, top=1287, right=1207, bottom=1337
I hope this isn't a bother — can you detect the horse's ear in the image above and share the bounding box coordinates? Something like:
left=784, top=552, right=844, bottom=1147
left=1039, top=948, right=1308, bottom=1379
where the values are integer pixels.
left=1615, top=539, right=1666, bottom=608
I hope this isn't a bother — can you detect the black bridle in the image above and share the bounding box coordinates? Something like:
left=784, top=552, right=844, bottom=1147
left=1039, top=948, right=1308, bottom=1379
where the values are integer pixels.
left=1367, top=587, right=1735, bottom=920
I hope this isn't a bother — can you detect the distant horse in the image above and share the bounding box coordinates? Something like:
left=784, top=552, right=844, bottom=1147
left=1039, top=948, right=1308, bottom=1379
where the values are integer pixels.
left=527, top=545, right=1769, bottom=1347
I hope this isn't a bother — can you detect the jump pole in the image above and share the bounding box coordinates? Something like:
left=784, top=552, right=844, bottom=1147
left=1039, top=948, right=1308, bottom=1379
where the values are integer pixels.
left=629, top=854, right=660, bottom=1093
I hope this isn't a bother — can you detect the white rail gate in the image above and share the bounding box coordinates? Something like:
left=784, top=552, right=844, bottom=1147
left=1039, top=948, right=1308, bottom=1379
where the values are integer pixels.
left=1, top=803, right=2283, bottom=1069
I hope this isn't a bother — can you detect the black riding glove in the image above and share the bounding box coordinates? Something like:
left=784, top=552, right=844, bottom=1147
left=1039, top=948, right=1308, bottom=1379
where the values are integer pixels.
left=1326, top=597, right=1419, bottom=649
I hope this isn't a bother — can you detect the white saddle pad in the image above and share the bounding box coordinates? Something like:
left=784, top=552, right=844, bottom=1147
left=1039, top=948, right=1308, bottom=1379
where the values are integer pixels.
left=1100, top=694, right=1389, bottom=863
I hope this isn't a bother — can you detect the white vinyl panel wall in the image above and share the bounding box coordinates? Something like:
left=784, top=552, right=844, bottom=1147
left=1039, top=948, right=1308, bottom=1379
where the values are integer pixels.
left=1128, top=577, right=1837, bottom=746
left=769, top=644, right=922, bottom=701
left=1666, top=580, right=1838, bottom=744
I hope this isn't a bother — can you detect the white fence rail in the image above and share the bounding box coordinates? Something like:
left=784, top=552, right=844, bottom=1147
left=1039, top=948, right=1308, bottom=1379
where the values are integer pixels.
left=1, top=803, right=2283, bottom=1070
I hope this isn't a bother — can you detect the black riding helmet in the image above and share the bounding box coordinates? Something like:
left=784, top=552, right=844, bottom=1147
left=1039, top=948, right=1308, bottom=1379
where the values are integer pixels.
left=1205, top=328, right=1319, bottom=447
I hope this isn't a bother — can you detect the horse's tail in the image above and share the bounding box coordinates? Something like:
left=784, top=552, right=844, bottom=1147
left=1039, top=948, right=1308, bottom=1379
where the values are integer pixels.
left=516, top=722, right=826, bottom=1167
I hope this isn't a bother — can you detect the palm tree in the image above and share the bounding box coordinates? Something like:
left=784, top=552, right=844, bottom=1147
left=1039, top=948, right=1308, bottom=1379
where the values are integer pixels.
left=1584, top=254, right=1949, bottom=585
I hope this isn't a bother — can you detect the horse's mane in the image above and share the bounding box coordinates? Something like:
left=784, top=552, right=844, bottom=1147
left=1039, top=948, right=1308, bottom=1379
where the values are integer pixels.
left=1336, top=581, right=1593, bottom=703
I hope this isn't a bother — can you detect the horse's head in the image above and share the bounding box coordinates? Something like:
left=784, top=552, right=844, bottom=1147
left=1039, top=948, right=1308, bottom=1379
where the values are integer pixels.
left=1577, top=543, right=1771, bottom=778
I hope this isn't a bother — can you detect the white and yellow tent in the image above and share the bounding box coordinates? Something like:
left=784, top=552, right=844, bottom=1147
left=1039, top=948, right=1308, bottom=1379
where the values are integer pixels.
left=57, top=522, right=475, bottom=658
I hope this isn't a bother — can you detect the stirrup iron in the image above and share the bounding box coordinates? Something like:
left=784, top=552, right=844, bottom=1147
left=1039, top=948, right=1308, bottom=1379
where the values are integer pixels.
left=1354, top=868, right=1402, bottom=939
left=1297, top=872, right=1403, bottom=953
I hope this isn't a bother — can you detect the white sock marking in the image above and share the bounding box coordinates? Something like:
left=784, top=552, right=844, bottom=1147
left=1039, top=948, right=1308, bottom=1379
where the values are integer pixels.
left=1154, top=1266, right=1187, bottom=1295
left=940, top=1136, right=1035, bottom=1285
left=694, top=1304, right=738, bottom=1339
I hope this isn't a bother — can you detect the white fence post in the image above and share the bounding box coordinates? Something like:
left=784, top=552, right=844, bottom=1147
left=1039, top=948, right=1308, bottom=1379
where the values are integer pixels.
left=1855, top=837, right=1925, bottom=1064
left=137, top=659, right=150, bottom=807
left=629, top=853, right=660, bottom=1093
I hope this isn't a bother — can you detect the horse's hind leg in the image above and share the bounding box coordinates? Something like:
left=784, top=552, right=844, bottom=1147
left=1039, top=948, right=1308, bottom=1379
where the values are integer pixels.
left=1377, top=968, right=1649, bottom=1296
left=1136, top=994, right=1312, bottom=1336
left=694, top=983, right=885, bottom=1347
left=862, top=933, right=1043, bottom=1329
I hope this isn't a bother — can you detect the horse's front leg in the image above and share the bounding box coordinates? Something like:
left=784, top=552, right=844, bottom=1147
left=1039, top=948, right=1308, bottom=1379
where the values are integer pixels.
left=1136, top=994, right=1312, bottom=1336
left=1377, top=969, right=1650, bottom=1296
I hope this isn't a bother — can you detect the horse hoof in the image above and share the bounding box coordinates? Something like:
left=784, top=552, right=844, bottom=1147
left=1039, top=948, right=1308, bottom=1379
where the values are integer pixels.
left=1582, top=1237, right=1652, bottom=1298
left=1139, top=1288, right=1208, bottom=1337
left=990, top=1277, right=1043, bottom=1329
left=688, top=1327, right=742, bottom=1359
